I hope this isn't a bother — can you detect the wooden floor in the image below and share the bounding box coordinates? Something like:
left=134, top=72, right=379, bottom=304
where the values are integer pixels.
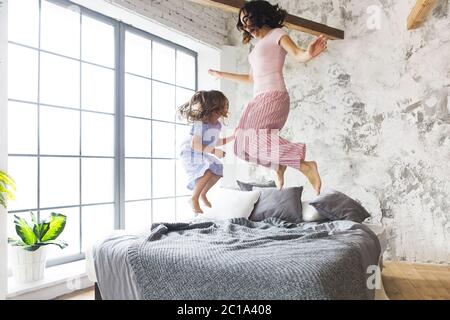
left=57, top=262, right=450, bottom=300
left=55, top=286, right=95, bottom=300
left=382, top=262, right=450, bottom=300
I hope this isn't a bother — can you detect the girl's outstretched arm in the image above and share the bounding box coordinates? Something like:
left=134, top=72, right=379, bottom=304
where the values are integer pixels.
left=191, top=136, right=226, bottom=158
left=208, top=69, right=253, bottom=84
left=280, top=34, right=328, bottom=63
left=216, top=135, right=236, bottom=147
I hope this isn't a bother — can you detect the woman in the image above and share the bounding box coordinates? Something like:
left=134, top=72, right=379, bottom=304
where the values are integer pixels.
left=209, top=0, right=327, bottom=194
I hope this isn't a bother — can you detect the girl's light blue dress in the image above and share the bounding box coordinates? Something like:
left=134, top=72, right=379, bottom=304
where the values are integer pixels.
left=179, top=121, right=224, bottom=190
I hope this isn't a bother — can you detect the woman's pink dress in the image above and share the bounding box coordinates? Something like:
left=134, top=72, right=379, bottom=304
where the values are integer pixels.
left=234, top=28, right=306, bottom=170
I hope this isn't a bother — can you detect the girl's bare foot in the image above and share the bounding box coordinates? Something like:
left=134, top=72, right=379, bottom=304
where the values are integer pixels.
left=189, top=198, right=203, bottom=214
left=275, top=165, right=287, bottom=190
left=200, top=195, right=212, bottom=208
left=300, top=161, right=322, bottom=195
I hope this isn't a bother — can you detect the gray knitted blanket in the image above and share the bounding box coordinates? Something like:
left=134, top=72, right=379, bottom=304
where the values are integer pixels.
left=128, top=218, right=380, bottom=300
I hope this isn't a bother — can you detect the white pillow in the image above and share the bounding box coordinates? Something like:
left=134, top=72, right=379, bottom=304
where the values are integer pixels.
left=301, top=201, right=323, bottom=222
left=202, top=187, right=261, bottom=220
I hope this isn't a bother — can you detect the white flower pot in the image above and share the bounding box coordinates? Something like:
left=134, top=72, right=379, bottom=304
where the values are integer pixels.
left=10, top=246, right=48, bottom=283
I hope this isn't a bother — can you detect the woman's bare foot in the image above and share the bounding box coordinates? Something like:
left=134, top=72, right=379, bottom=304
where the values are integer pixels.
left=300, top=161, right=322, bottom=195
left=189, top=198, right=203, bottom=214
left=275, top=165, right=287, bottom=190
left=200, top=195, right=212, bottom=208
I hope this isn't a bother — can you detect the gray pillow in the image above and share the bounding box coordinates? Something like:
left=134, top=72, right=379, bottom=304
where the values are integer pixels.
left=309, top=189, right=370, bottom=223
left=237, top=180, right=277, bottom=191
left=249, top=187, right=303, bottom=223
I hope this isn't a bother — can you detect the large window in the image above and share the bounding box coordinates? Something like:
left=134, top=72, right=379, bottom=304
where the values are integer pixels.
left=7, top=0, right=197, bottom=266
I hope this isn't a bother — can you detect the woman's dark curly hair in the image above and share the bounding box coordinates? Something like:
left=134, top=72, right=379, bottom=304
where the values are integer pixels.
left=236, top=0, right=288, bottom=44
left=178, top=90, right=229, bottom=123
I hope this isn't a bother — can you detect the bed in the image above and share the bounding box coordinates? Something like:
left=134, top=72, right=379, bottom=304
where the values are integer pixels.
left=86, top=217, right=388, bottom=300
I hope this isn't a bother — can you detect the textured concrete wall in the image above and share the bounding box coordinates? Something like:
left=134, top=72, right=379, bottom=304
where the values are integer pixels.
left=225, top=0, right=450, bottom=264
left=106, top=0, right=233, bottom=48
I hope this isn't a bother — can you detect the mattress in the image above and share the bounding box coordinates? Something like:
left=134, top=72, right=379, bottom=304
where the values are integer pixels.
left=85, top=221, right=389, bottom=300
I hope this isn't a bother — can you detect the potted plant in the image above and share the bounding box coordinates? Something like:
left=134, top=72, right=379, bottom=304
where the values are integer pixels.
left=0, top=170, right=15, bottom=209
left=8, top=212, right=68, bottom=283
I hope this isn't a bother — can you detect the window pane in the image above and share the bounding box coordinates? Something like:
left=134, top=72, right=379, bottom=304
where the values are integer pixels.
left=8, top=44, right=38, bottom=102
left=81, top=112, right=114, bottom=157
left=8, top=101, right=37, bottom=155
left=125, top=31, right=151, bottom=77
left=8, top=0, right=39, bottom=47
left=40, top=52, right=80, bottom=108
left=82, top=63, right=115, bottom=113
left=81, top=15, right=114, bottom=68
left=125, top=159, right=151, bottom=201
left=176, top=197, right=195, bottom=222
left=176, top=88, right=195, bottom=124
left=125, top=74, right=151, bottom=118
left=40, top=157, right=79, bottom=208
left=81, top=204, right=114, bottom=251
left=152, top=42, right=175, bottom=84
left=82, top=158, right=114, bottom=205
left=125, top=117, right=151, bottom=158
left=153, top=122, right=175, bottom=159
left=176, top=159, right=191, bottom=197
left=40, top=207, right=80, bottom=259
left=41, top=0, right=80, bottom=59
left=152, top=82, right=175, bottom=122
left=152, top=160, right=175, bottom=198
left=176, top=51, right=195, bottom=89
left=40, top=106, right=80, bottom=156
left=7, top=157, right=38, bottom=211
left=153, top=198, right=175, bottom=223
left=7, top=213, right=29, bottom=241
left=125, top=200, right=151, bottom=233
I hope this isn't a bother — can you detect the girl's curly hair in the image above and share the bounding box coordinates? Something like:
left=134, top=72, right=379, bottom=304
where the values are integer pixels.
left=178, top=90, right=229, bottom=123
left=236, top=0, right=288, bottom=44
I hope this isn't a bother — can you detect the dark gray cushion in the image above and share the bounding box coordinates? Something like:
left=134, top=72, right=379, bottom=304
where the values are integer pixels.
left=237, top=180, right=277, bottom=191
left=249, top=187, right=303, bottom=223
left=309, top=189, right=370, bottom=223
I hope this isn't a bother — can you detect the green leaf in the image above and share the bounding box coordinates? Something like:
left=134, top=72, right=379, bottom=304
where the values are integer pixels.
left=0, top=181, right=16, bottom=195
left=41, top=212, right=67, bottom=242
left=21, top=240, right=68, bottom=251
left=31, top=212, right=39, bottom=225
left=30, top=212, right=49, bottom=241
left=34, top=222, right=50, bottom=241
left=0, top=170, right=16, bottom=188
left=38, top=240, right=68, bottom=250
left=5, top=189, right=16, bottom=201
left=22, top=244, right=42, bottom=252
left=8, top=238, right=27, bottom=247
left=14, top=215, right=37, bottom=245
left=0, top=171, right=16, bottom=209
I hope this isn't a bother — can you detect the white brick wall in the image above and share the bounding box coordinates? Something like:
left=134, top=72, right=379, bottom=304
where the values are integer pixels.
left=106, top=0, right=233, bottom=48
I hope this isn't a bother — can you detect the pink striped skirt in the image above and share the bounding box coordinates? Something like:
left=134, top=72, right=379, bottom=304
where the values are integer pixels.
left=233, top=90, right=306, bottom=170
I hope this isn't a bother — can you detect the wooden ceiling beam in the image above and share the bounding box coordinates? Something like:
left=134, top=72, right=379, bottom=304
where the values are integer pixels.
left=407, top=0, right=437, bottom=30
left=188, top=0, right=345, bottom=40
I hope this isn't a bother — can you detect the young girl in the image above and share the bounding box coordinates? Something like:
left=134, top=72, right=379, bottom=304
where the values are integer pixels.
left=178, top=90, right=235, bottom=214
left=209, top=0, right=327, bottom=194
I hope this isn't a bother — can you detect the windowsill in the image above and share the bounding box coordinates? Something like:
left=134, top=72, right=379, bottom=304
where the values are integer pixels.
left=7, top=259, right=93, bottom=300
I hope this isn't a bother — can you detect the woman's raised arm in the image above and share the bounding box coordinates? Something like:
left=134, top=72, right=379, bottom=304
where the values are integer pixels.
left=279, top=34, right=328, bottom=63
